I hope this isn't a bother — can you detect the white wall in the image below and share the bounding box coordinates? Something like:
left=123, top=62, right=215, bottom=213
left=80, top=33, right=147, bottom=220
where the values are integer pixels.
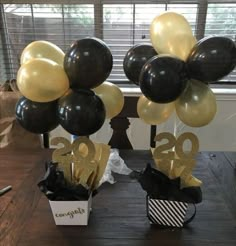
left=51, top=88, right=236, bottom=151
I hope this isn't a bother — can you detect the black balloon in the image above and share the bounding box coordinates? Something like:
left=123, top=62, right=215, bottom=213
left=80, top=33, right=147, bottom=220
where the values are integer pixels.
left=58, top=89, right=105, bottom=136
left=187, top=36, right=236, bottom=82
left=140, top=55, right=188, bottom=103
left=123, top=44, right=157, bottom=85
left=64, top=37, right=113, bottom=89
left=15, top=97, right=59, bottom=134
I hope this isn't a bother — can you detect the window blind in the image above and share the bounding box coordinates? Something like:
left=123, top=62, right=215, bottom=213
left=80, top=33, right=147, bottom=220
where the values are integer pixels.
left=0, top=4, right=95, bottom=82
left=0, top=1, right=235, bottom=84
left=205, top=3, right=236, bottom=82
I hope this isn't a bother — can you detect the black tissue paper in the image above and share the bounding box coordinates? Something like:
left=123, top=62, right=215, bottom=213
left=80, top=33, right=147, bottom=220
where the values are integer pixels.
left=38, top=162, right=95, bottom=201
left=137, top=163, right=202, bottom=204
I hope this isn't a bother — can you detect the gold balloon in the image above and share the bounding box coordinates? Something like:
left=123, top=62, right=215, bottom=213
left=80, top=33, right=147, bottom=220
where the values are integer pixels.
left=137, top=95, right=175, bottom=125
left=175, top=80, right=217, bottom=127
left=17, top=58, right=69, bottom=102
left=167, top=33, right=196, bottom=61
left=93, top=81, right=124, bottom=119
left=20, top=40, right=65, bottom=66
left=150, top=12, right=196, bottom=61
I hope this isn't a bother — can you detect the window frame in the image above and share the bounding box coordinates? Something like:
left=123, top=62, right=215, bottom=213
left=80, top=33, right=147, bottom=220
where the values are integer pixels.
left=0, top=0, right=235, bottom=87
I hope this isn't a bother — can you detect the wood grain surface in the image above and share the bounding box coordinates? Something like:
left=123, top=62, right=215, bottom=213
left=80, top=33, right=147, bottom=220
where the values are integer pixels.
left=0, top=149, right=236, bottom=246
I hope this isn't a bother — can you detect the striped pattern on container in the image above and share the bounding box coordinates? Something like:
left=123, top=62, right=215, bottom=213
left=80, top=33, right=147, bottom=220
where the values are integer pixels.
left=148, top=198, right=188, bottom=228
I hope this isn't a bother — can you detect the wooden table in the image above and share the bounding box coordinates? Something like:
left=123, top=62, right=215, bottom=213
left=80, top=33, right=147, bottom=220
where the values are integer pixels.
left=0, top=149, right=236, bottom=246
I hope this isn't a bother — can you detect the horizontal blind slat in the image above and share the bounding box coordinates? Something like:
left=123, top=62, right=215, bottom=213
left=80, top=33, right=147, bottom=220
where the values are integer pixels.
left=1, top=2, right=235, bottom=83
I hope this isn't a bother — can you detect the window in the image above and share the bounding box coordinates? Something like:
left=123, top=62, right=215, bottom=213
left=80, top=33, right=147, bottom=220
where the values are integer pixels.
left=0, top=4, right=94, bottom=82
left=0, top=1, right=235, bottom=84
left=205, top=3, right=236, bottom=82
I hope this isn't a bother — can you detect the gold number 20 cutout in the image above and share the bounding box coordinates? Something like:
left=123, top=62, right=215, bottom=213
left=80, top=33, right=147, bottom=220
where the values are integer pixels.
left=154, top=132, right=199, bottom=160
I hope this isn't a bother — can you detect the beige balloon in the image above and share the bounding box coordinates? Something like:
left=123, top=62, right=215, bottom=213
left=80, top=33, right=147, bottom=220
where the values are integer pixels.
left=150, top=12, right=196, bottom=61
left=137, top=95, right=175, bottom=125
left=166, top=33, right=196, bottom=61
left=20, top=40, right=65, bottom=66
left=17, top=58, right=69, bottom=102
left=93, top=81, right=124, bottom=119
left=175, top=80, right=217, bottom=127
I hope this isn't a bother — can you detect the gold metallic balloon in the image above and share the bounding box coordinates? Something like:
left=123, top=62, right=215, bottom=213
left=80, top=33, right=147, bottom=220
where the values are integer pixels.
left=93, top=81, right=124, bottom=119
left=17, top=58, right=69, bottom=102
left=166, top=33, right=196, bottom=61
left=20, top=40, right=65, bottom=66
left=150, top=12, right=196, bottom=61
left=175, top=80, right=217, bottom=127
left=137, top=95, right=175, bottom=125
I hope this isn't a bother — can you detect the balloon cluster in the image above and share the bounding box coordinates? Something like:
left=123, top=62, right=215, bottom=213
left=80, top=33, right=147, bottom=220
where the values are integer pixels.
left=124, top=12, right=236, bottom=127
left=15, top=38, right=124, bottom=135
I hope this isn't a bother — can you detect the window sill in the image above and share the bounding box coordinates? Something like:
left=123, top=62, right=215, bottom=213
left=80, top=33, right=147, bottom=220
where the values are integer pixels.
left=120, top=86, right=236, bottom=95
left=120, top=86, right=236, bottom=100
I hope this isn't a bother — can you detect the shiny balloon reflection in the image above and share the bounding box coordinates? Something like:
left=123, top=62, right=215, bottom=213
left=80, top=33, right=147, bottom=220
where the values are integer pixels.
left=150, top=12, right=196, bottom=61
left=58, top=89, right=106, bottom=136
left=20, top=40, right=65, bottom=66
left=187, top=36, right=236, bottom=82
left=93, top=81, right=124, bottom=119
left=64, top=37, right=113, bottom=89
left=175, top=80, right=217, bottom=127
left=15, top=97, right=59, bottom=134
left=137, top=95, right=175, bottom=125
left=123, top=44, right=157, bottom=85
left=17, top=58, right=69, bottom=102
left=140, top=55, right=188, bottom=103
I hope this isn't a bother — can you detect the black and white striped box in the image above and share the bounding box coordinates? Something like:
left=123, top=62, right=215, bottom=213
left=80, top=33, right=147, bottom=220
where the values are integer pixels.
left=147, top=197, right=188, bottom=227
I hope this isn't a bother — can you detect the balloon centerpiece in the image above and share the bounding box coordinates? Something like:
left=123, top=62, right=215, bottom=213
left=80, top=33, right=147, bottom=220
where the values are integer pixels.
left=123, top=11, right=236, bottom=228
left=15, top=38, right=125, bottom=225
left=124, top=11, right=236, bottom=128
left=16, top=38, right=124, bottom=136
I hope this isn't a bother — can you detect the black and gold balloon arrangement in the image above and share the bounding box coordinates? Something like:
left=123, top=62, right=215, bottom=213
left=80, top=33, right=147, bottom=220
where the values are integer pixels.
left=123, top=11, right=236, bottom=227
left=15, top=38, right=124, bottom=225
